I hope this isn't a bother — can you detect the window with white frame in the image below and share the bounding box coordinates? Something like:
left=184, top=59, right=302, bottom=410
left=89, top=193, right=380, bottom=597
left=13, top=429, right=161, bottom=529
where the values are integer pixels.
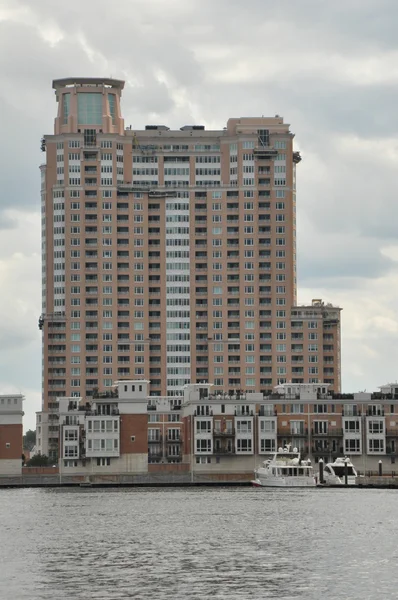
left=236, top=420, right=252, bottom=434
left=368, top=439, right=384, bottom=453
left=196, top=439, right=211, bottom=453
left=237, top=439, right=252, bottom=452
left=260, top=438, right=276, bottom=452
left=344, top=438, right=361, bottom=453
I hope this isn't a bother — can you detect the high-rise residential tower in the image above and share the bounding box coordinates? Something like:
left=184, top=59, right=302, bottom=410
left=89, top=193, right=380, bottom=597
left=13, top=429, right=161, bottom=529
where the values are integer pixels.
left=38, top=77, right=341, bottom=460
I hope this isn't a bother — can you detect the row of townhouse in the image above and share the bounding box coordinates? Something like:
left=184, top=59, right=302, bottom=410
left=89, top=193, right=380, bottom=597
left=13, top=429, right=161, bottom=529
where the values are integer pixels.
left=47, top=380, right=398, bottom=478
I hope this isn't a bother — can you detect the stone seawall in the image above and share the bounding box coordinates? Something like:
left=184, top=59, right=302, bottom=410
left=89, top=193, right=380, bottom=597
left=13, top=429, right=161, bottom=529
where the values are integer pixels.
left=0, top=471, right=253, bottom=487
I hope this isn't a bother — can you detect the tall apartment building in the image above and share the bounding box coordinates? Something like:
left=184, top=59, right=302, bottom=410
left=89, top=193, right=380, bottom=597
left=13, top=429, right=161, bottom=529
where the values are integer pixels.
left=38, top=77, right=341, bottom=460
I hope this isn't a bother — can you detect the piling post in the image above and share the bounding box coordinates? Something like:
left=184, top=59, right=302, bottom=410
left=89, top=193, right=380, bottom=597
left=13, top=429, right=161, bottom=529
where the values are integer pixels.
left=379, top=460, right=383, bottom=477
left=319, top=458, right=324, bottom=485
left=344, top=458, right=348, bottom=486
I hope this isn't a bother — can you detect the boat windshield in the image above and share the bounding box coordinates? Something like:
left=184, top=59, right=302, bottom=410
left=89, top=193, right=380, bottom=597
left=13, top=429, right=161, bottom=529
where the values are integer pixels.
left=280, top=467, right=311, bottom=476
left=275, top=453, right=300, bottom=460
left=332, top=466, right=355, bottom=476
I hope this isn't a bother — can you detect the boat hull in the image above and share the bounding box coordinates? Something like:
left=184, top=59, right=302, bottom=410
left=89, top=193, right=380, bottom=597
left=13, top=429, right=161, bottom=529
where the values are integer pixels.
left=252, top=476, right=316, bottom=488
left=322, top=476, right=357, bottom=486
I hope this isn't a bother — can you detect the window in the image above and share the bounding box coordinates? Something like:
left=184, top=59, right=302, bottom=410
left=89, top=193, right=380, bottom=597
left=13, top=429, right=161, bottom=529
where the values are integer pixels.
left=196, top=456, right=212, bottom=464
left=77, top=93, right=102, bottom=125
left=236, top=420, right=252, bottom=434
left=313, top=421, right=328, bottom=434
left=108, top=93, right=116, bottom=123
left=369, top=439, right=384, bottom=453
left=196, top=420, right=212, bottom=433
left=237, top=439, right=252, bottom=452
left=344, top=420, right=360, bottom=433
left=345, top=439, right=360, bottom=453
left=368, top=420, right=384, bottom=434
left=260, top=438, right=276, bottom=452
left=196, top=439, right=212, bottom=453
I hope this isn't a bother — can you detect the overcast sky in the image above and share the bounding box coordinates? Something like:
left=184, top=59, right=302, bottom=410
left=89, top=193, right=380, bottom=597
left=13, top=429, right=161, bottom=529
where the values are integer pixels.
left=1, top=0, right=398, bottom=431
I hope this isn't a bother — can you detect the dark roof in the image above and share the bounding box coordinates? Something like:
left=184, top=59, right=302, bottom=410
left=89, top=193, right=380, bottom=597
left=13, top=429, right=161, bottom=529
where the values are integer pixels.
left=53, top=77, right=125, bottom=90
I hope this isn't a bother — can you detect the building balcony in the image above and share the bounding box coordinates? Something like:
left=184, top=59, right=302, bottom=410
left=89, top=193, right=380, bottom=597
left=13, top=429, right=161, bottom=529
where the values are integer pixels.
left=258, top=408, right=277, bottom=417
left=386, top=429, right=398, bottom=437
left=278, top=427, right=308, bottom=437
left=148, top=453, right=163, bottom=463
left=148, top=436, right=162, bottom=443
left=166, top=437, right=182, bottom=444
left=213, top=429, right=235, bottom=436
left=86, top=449, right=120, bottom=458
left=213, top=448, right=235, bottom=456
left=312, top=447, right=343, bottom=455
left=63, top=453, right=79, bottom=461
left=312, top=429, right=344, bottom=437
left=253, top=147, right=278, bottom=159
left=85, top=409, right=120, bottom=418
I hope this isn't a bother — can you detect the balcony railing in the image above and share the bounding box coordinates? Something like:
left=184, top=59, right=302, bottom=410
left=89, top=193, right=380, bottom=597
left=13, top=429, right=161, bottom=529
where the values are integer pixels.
left=253, top=146, right=278, bottom=158
left=312, top=446, right=343, bottom=455
left=386, top=429, right=398, bottom=437
left=148, top=435, right=162, bottom=443
left=312, top=428, right=344, bottom=437
left=258, top=408, right=277, bottom=417
left=213, top=429, right=235, bottom=436
left=148, top=453, right=163, bottom=462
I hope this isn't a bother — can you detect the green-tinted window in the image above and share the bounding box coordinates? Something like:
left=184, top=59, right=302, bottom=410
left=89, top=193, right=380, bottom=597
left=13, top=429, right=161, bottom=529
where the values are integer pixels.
left=77, top=93, right=102, bottom=125
left=63, top=93, right=70, bottom=124
left=108, top=93, right=116, bottom=124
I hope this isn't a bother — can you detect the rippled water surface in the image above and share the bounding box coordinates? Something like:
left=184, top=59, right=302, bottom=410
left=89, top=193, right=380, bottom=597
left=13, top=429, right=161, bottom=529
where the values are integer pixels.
left=1, top=487, right=397, bottom=599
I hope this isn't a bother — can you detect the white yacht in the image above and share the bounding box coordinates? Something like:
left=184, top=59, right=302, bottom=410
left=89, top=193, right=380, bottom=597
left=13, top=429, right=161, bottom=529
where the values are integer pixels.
left=252, top=446, right=316, bottom=488
left=321, top=457, right=357, bottom=486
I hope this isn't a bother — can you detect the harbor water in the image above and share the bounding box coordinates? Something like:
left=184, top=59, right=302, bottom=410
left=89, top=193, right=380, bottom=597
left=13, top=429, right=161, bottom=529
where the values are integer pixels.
left=0, top=487, right=397, bottom=599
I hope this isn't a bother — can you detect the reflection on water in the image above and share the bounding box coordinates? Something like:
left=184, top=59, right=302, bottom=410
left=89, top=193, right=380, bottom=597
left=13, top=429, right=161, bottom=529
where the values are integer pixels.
left=1, top=487, right=397, bottom=599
